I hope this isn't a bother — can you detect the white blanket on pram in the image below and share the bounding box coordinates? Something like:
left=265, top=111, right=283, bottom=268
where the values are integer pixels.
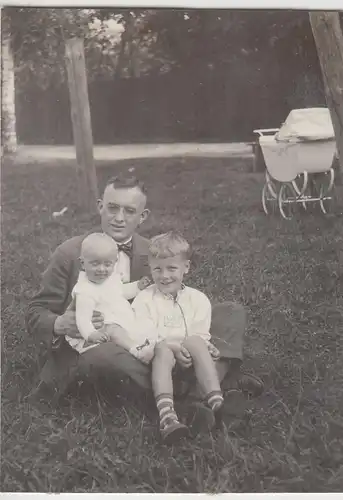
left=276, top=108, right=335, bottom=142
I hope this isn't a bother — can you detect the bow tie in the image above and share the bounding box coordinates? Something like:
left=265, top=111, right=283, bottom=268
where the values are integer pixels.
left=118, top=241, right=133, bottom=258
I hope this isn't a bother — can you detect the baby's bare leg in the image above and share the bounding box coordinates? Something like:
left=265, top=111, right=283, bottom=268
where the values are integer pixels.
left=183, top=336, right=223, bottom=410
left=103, top=324, right=137, bottom=351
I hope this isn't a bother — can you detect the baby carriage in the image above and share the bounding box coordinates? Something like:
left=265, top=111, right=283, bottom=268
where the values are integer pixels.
left=253, top=108, right=337, bottom=219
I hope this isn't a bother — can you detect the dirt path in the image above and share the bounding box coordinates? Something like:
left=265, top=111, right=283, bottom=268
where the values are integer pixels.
left=9, top=143, right=253, bottom=167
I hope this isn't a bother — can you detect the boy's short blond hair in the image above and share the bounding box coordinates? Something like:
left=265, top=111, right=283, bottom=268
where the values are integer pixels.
left=81, top=232, right=118, bottom=257
left=149, top=231, right=191, bottom=260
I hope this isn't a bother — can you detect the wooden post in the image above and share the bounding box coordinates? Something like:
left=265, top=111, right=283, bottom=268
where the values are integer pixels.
left=310, top=11, right=343, bottom=179
left=65, top=38, right=98, bottom=213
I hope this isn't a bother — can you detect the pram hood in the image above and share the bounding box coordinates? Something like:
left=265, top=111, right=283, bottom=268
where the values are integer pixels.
left=275, top=107, right=335, bottom=142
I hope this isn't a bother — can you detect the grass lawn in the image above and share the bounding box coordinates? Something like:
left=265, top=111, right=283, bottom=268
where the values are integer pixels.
left=1, top=156, right=343, bottom=493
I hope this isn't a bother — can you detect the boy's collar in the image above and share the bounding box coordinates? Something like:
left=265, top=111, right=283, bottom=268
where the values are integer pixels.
left=156, top=283, right=186, bottom=301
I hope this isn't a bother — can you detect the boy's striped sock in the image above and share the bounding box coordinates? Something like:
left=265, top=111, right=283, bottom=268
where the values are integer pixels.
left=206, top=390, right=224, bottom=412
left=156, top=393, right=190, bottom=444
left=156, top=394, right=179, bottom=428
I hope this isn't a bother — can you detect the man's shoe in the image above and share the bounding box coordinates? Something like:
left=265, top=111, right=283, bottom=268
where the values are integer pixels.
left=215, top=389, right=249, bottom=428
left=185, top=402, right=216, bottom=436
left=237, top=373, right=264, bottom=397
left=160, top=419, right=190, bottom=445
left=222, top=372, right=264, bottom=398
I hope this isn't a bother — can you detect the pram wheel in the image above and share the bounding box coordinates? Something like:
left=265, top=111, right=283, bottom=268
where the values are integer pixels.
left=278, top=183, right=299, bottom=220
left=265, top=171, right=278, bottom=199
left=303, top=169, right=335, bottom=214
left=320, top=185, right=336, bottom=214
left=319, top=190, right=334, bottom=214
left=292, top=173, right=308, bottom=211
left=262, top=171, right=278, bottom=214
left=319, top=168, right=335, bottom=214
left=262, top=183, right=277, bottom=214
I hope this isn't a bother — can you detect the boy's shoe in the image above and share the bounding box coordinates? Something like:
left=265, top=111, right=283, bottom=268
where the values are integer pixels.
left=186, top=402, right=216, bottom=436
left=160, top=418, right=190, bottom=445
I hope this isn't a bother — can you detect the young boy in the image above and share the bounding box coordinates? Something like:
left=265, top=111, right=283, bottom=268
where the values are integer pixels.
left=131, top=231, right=223, bottom=444
left=66, top=232, right=152, bottom=355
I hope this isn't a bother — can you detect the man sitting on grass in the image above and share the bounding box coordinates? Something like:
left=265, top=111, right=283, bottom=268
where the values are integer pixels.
left=26, top=174, right=263, bottom=426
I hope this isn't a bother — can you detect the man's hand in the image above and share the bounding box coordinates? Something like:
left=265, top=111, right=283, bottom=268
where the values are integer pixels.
left=175, top=345, right=193, bottom=369
left=53, top=310, right=105, bottom=339
left=138, top=276, right=152, bottom=290
left=91, top=310, right=105, bottom=330
left=54, top=310, right=80, bottom=338
left=87, top=329, right=108, bottom=344
left=208, top=342, right=220, bottom=361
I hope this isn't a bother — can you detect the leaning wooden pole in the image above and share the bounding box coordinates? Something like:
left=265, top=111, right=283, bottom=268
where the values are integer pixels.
left=310, top=11, right=343, bottom=177
left=65, top=37, right=98, bottom=213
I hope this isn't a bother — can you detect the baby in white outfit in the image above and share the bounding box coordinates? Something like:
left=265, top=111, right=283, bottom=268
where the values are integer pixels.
left=66, top=232, right=152, bottom=355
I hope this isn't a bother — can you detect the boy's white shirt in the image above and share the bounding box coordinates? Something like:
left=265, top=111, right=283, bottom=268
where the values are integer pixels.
left=66, top=269, right=140, bottom=353
left=132, top=284, right=212, bottom=344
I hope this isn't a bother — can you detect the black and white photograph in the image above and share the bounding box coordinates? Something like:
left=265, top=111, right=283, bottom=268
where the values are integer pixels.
left=1, top=4, right=343, bottom=494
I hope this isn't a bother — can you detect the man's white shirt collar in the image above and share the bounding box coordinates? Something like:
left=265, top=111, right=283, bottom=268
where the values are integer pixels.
left=117, top=237, right=133, bottom=246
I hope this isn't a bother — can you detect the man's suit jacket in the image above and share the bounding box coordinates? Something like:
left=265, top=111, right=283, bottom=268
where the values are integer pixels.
left=26, top=232, right=150, bottom=348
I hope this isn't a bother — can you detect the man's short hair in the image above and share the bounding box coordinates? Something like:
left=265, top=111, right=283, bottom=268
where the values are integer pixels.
left=149, top=231, right=191, bottom=260
left=103, top=174, right=147, bottom=196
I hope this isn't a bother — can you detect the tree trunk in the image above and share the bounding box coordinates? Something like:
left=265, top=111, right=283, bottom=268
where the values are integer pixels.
left=115, top=11, right=135, bottom=78
left=65, top=38, right=98, bottom=214
left=1, top=32, right=17, bottom=154
left=309, top=11, right=343, bottom=177
left=115, top=30, right=127, bottom=78
left=128, top=39, right=138, bottom=78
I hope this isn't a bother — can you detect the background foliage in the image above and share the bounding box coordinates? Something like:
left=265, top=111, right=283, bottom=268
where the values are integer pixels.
left=4, top=8, right=343, bottom=143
